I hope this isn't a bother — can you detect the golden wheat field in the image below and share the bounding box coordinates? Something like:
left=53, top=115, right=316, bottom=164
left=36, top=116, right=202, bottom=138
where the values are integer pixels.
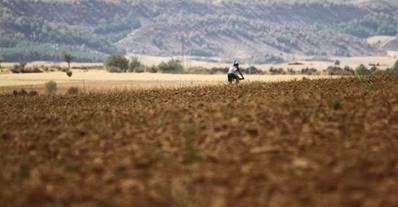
left=0, top=70, right=335, bottom=93
left=0, top=75, right=397, bottom=207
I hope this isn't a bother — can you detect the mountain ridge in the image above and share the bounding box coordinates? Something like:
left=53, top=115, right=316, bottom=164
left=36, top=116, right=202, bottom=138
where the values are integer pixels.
left=0, top=0, right=397, bottom=62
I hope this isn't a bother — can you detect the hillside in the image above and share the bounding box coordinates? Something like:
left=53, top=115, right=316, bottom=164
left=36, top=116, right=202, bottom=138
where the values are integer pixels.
left=0, top=0, right=398, bottom=62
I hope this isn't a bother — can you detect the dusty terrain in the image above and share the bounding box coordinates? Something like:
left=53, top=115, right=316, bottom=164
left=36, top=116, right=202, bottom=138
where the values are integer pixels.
left=0, top=75, right=397, bottom=207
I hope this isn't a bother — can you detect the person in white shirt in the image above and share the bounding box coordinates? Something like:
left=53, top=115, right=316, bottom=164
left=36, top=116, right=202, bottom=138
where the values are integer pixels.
left=228, top=60, right=244, bottom=83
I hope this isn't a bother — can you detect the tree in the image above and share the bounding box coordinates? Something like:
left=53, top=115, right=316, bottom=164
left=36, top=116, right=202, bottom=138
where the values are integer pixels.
left=355, top=64, right=370, bottom=75
left=158, top=59, right=184, bottom=73
left=105, top=55, right=129, bottom=72
left=334, top=60, right=340, bottom=66
left=62, top=52, right=73, bottom=71
left=129, top=57, right=143, bottom=72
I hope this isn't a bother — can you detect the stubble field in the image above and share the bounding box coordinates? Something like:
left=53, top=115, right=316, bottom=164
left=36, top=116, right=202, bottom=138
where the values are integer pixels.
left=0, top=70, right=333, bottom=93
left=0, top=75, right=397, bottom=207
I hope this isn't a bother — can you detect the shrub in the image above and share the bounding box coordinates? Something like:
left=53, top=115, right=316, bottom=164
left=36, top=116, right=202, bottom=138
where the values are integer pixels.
left=42, top=66, right=50, bottom=72
left=66, top=70, right=73, bottom=78
left=147, top=65, right=158, bottom=73
left=243, top=66, right=264, bottom=74
left=325, top=66, right=354, bottom=76
left=67, top=87, right=79, bottom=95
left=28, top=91, right=38, bottom=96
left=45, top=81, right=57, bottom=94
left=343, top=66, right=355, bottom=74
left=19, top=62, right=27, bottom=69
left=287, top=68, right=296, bottom=75
left=105, top=55, right=129, bottom=72
left=134, top=65, right=146, bottom=73
left=186, top=66, right=209, bottom=74
left=12, top=90, right=38, bottom=97
left=128, top=57, right=143, bottom=72
left=31, top=67, right=42, bottom=73
left=288, top=62, right=304, bottom=66
left=369, top=65, right=378, bottom=73
left=328, top=100, right=342, bottom=110
left=158, top=59, right=184, bottom=73
left=13, top=89, right=27, bottom=96
left=392, top=60, right=398, bottom=74
left=355, top=64, right=370, bottom=75
left=301, top=67, right=318, bottom=75
left=269, top=67, right=286, bottom=75
left=107, top=66, right=124, bottom=73
left=10, top=64, right=42, bottom=73
left=10, top=62, right=26, bottom=73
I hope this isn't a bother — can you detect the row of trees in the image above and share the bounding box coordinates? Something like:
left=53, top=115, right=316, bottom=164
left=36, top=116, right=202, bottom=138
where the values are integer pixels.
left=350, top=63, right=398, bottom=76
left=104, top=55, right=184, bottom=73
left=326, top=62, right=398, bottom=76
left=104, top=55, right=263, bottom=74
left=3, top=52, right=398, bottom=76
left=103, top=55, right=398, bottom=75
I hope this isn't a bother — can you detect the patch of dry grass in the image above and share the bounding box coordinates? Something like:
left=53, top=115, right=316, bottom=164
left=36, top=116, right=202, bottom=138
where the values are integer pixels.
left=0, top=71, right=334, bottom=93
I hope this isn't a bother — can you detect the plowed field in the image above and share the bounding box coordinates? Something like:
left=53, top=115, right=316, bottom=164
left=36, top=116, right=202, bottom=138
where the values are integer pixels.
left=1, top=75, right=397, bottom=207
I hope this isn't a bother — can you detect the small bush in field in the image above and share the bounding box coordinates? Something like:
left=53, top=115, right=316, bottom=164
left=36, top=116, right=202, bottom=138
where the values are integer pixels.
left=12, top=89, right=38, bottom=97
left=186, top=66, right=209, bottom=74
left=158, top=59, right=184, bottom=73
left=28, top=91, right=38, bottom=96
left=67, top=87, right=79, bottom=95
left=328, top=99, right=342, bottom=110
left=147, top=65, right=158, bottom=73
left=392, top=60, right=398, bottom=74
left=13, top=89, right=27, bottom=96
left=134, top=65, right=146, bottom=73
left=325, top=66, right=354, bottom=76
left=269, top=67, right=286, bottom=75
left=129, top=57, right=143, bottom=72
left=355, top=64, right=370, bottom=76
left=45, top=81, right=57, bottom=94
left=107, top=67, right=123, bottom=73
left=66, top=70, right=73, bottom=78
left=10, top=63, right=42, bottom=73
left=301, top=67, right=318, bottom=75
left=105, top=55, right=129, bottom=72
